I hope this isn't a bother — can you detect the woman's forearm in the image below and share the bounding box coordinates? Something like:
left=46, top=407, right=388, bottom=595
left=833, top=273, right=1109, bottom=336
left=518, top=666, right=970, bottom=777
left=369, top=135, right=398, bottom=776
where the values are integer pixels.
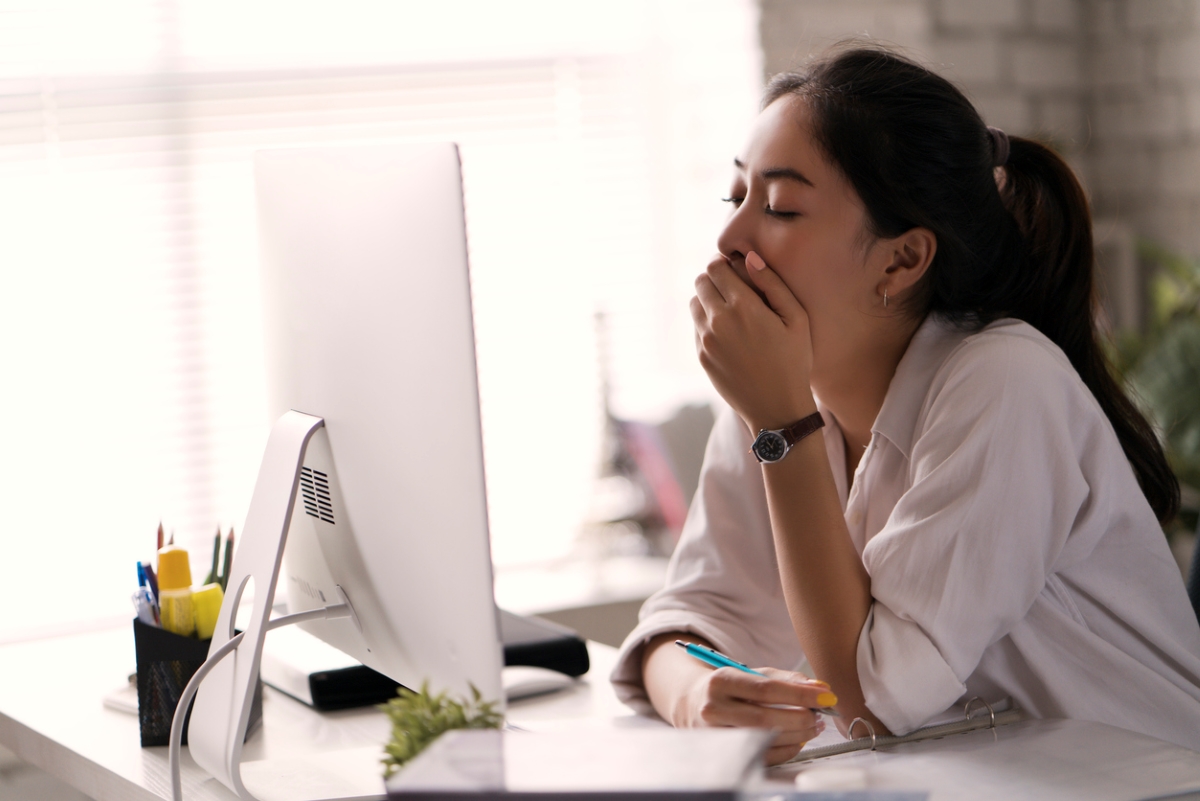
left=757, top=430, right=887, bottom=734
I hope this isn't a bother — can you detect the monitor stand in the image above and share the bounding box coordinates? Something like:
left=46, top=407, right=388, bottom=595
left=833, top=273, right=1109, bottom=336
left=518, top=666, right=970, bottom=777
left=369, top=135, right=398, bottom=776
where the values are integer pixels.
left=187, top=410, right=355, bottom=800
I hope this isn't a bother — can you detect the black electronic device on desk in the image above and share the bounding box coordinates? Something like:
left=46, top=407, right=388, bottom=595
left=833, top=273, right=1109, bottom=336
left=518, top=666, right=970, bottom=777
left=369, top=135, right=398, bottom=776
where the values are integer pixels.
left=497, top=609, right=590, bottom=677
left=261, top=609, right=589, bottom=710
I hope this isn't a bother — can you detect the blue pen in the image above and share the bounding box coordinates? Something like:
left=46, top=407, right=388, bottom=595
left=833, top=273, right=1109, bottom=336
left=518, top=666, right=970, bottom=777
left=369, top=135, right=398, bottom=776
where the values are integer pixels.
left=133, top=586, right=159, bottom=626
left=138, top=562, right=160, bottom=621
left=142, top=561, right=160, bottom=604
left=675, top=640, right=839, bottom=717
left=134, top=564, right=160, bottom=626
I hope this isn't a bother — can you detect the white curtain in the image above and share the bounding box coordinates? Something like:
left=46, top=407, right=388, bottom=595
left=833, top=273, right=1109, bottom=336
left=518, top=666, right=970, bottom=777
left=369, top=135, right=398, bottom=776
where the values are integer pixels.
left=0, top=0, right=761, bottom=640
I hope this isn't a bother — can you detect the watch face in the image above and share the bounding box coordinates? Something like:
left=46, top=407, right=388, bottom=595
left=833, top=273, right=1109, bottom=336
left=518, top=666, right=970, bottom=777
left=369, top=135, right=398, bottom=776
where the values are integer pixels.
left=753, top=431, right=788, bottom=463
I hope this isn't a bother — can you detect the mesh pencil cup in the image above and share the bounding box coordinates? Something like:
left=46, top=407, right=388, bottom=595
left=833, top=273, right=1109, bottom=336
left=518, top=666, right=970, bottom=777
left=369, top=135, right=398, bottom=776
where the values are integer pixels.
left=132, top=618, right=262, bottom=747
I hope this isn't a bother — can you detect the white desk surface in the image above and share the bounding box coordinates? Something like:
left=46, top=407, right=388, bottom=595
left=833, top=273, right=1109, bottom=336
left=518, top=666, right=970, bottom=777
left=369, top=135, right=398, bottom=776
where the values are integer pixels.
left=2, top=622, right=1199, bottom=801
left=0, top=622, right=637, bottom=801
left=773, top=717, right=1200, bottom=800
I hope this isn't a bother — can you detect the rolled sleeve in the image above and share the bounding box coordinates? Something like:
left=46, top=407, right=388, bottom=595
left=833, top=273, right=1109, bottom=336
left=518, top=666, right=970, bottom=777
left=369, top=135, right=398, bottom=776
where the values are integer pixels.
left=857, top=604, right=966, bottom=732
left=858, top=334, right=1091, bottom=733
left=612, top=610, right=766, bottom=715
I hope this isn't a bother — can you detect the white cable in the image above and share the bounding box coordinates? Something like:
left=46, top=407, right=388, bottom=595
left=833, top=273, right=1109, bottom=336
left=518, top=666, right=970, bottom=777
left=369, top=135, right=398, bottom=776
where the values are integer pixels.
left=169, top=604, right=350, bottom=801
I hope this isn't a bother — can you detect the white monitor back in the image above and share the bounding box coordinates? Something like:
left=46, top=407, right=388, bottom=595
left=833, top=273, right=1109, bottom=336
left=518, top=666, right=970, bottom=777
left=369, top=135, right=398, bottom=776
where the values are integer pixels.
left=255, top=142, right=503, bottom=705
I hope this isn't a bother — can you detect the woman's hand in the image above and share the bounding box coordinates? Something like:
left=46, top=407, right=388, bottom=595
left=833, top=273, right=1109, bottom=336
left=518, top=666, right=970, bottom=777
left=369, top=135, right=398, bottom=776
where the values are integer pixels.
left=641, top=633, right=832, bottom=766
left=689, top=251, right=817, bottom=432
left=680, top=665, right=831, bottom=765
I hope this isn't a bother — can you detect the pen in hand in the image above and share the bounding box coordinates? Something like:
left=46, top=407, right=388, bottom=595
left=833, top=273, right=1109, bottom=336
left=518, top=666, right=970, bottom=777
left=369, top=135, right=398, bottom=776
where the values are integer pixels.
left=675, top=639, right=840, bottom=717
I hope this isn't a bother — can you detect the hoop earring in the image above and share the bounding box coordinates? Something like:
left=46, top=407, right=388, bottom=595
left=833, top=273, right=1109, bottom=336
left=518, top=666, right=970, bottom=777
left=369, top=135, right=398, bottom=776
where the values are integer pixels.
left=884, top=289, right=889, bottom=309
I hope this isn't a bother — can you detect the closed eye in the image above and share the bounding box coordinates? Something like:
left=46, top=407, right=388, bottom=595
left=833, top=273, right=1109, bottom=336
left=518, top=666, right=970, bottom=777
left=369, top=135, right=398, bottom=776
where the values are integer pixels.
left=723, top=196, right=798, bottom=218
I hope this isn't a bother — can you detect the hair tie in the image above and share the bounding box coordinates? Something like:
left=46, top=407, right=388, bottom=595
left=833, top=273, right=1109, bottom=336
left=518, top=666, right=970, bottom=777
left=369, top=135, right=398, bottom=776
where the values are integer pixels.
left=987, top=126, right=1010, bottom=167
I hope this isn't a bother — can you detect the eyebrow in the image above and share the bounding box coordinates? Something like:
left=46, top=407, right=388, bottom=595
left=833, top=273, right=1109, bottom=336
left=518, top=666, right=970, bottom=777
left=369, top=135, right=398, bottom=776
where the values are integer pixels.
left=733, top=158, right=814, bottom=187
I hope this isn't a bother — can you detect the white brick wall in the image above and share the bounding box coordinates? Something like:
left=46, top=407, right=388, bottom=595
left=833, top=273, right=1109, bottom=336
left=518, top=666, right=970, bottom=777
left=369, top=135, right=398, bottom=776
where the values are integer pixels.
left=938, top=0, right=1023, bottom=29
left=1155, top=34, right=1200, bottom=81
left=759, top=0, right=929, bottom=75
left=1091, top=147, right=1156, bottom=194
left=1184, top=90, right=1200, bottom=133
left=1032, top=0, right=1080, bottom=33
left=1127, top=0, right=1194, bottom=31
left=932, top=36, right=1002, bottom=83
left=1034, top=93, right=1087, bottom=140
left=1085, top=0, right=1200, bottom=256
left=1011, top=41, right=1082, bottom=90
left=1158, top=146, right=1200, bottom=196
left=1091, top=0, right=1126, bottom=35
left=1095, top=94, right=1183, bottom=142
left=1092, top=39, right=1149, bottom=88
left=973, top=90, right=1035, bottom=131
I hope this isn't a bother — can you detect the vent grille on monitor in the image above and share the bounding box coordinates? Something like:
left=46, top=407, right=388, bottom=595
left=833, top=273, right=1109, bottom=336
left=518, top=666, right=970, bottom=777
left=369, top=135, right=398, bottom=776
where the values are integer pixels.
left=300, top=466, right=335, bottom=524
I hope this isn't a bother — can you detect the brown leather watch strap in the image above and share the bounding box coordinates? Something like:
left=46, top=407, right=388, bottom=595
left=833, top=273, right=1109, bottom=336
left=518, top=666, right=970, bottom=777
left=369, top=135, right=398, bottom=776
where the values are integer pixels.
left=750, top=410, right=826, bottom=463
left=781, top=410, right=825, bottom=447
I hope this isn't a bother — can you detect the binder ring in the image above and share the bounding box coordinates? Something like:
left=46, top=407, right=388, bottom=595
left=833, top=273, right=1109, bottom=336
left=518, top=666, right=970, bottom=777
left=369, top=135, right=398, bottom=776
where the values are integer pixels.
left=963, top=697, right=996, bottom=729
left=848, top=717, right=877, bottom=750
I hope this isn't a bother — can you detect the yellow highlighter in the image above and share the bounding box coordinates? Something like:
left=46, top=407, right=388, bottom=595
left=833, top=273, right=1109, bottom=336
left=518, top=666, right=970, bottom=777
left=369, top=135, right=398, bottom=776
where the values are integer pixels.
left=192, top=583, right=225, bottom=641
left=157, top=545, right=196, bottom=637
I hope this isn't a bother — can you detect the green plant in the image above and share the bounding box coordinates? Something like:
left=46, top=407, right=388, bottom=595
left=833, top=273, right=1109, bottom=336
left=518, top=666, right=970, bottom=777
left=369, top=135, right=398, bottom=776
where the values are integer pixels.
left=1110, top=240, right=1200, bottom=523
left=380, top=682, right=502, bottom=777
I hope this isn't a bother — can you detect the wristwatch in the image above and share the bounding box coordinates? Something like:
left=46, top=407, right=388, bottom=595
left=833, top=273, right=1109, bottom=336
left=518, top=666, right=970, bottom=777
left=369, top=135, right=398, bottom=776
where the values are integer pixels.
left=750, top=411, right=825, bottom=464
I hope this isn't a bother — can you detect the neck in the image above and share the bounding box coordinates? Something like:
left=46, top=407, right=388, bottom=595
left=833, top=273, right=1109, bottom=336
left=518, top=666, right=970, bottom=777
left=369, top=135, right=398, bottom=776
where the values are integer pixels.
left=811, top=315, right=923, bottom=452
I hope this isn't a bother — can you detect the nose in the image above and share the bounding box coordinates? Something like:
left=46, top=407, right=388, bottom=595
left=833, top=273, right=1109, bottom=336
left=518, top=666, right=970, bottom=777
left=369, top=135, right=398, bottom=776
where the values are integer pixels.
left=716, top=202, right=752, bottom=268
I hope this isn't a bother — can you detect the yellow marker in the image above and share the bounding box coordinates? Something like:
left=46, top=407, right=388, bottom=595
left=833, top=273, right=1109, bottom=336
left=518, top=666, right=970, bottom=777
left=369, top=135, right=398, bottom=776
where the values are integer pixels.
left=192, top=583, right=225, bottom=641
left=157, top=545, right=195, bottom=637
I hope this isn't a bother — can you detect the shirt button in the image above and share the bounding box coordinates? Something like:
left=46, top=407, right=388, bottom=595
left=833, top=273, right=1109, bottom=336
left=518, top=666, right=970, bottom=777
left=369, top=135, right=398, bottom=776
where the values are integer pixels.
left=849, top=510, right=863, bottom=526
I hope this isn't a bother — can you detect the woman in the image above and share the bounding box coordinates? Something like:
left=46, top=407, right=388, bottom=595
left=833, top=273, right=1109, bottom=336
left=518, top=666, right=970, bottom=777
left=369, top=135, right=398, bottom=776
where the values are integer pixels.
left=611, top=46, right=1200, bottom=765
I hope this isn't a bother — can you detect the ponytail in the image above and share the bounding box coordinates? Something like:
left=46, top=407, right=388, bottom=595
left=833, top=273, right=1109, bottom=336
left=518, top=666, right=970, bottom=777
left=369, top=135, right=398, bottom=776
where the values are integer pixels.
left=765, top=46, right=1180, bottom=523
left=1000, top=138, right=1180, bottom=523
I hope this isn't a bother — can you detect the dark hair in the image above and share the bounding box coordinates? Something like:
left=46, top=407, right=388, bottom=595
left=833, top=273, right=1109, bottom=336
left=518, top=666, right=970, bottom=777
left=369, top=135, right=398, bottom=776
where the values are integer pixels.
left=765, top=45, right=1179, bottom=524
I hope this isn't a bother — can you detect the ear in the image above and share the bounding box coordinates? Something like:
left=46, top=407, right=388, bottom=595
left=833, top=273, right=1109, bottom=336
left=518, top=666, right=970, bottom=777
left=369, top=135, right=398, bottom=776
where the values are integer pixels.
left=877, top=227, right=936, bottom=300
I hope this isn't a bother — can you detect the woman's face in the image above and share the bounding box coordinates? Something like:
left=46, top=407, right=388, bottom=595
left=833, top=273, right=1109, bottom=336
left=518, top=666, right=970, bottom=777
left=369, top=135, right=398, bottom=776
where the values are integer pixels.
left=717, top=95, right=888, bottom=368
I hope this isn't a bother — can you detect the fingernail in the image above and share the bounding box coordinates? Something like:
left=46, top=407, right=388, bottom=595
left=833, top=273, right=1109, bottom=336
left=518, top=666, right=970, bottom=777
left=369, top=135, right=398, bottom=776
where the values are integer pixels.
left=808, top=680, right=831, bottom=689
left=746, top=251, right=766, bottom=271
left=817, top=692, right=838, bottom=707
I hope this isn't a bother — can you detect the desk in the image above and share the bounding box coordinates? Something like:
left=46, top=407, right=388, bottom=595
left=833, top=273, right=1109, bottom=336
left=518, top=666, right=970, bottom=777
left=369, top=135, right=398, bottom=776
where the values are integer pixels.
left=0, top=623, right=637, bottom=801
left=2, top=623, right=1199, bottom=801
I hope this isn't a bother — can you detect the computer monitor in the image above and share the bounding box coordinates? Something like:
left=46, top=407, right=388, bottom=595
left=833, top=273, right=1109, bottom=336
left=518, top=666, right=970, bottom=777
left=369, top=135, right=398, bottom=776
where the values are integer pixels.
left=188, top=142, right=505, bottom=798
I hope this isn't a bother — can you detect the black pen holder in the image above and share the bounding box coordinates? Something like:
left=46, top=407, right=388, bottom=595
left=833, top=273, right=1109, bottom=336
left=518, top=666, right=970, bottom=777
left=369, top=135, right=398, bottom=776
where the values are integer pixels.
left=133, top=618, right=263, bottom=748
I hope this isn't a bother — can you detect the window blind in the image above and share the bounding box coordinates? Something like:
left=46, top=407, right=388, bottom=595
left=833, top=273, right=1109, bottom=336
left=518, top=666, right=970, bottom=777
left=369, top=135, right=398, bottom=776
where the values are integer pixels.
left=0, top=0, right=762, bottom=639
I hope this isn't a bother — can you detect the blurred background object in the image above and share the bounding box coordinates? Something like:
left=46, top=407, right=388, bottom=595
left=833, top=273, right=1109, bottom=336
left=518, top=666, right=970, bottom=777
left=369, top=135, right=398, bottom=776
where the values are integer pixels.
left=585, top=311, right=716, bottom=560
left=1108, top=240, right=1200, bottom=575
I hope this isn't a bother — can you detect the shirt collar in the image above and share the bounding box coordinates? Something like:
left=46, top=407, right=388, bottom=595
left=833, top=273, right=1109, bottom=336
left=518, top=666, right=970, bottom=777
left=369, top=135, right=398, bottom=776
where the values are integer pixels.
left=871, top=314, right=972, bottom=461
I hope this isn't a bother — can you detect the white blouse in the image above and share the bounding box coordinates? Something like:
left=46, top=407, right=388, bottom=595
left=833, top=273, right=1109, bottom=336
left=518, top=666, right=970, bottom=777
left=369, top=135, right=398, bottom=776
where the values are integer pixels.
left=612, top=315, right=1200, bottom=751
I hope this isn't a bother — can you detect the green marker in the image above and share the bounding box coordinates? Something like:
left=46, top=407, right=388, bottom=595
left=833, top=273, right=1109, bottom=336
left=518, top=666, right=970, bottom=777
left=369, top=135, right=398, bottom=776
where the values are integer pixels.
left=219, top=528, right=235, bottom=591
left=205, top=528, right=221, bottom=586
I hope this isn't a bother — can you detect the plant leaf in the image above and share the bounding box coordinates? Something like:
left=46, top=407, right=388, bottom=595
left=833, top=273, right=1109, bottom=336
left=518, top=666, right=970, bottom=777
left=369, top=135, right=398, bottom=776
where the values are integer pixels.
left=379, top=681, right=503, bottom=778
